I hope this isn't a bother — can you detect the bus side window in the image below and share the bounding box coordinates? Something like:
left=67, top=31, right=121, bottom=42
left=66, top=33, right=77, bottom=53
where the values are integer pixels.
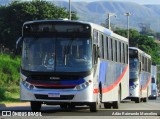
left=123, top=43, right=125, bottom=64
left=111, top=38, right=113, bottom=61
left=115, top=40, right=117, bottom=62
left=99, top=34, right=104, bottom=59
left=145, top=57, right=147, bottom=71
left=142, top=56, right=144, bottom=71
left=149, top=59, right=151, bottom=73
left=93, top=44, right=98, bottom=64
left=126, top=44, right=128, bottom=64
left=119, top=41, right=121, bottom=63
left=93, top=30, right=98, bottom=44
left=106, top=36, right=109, bottom=60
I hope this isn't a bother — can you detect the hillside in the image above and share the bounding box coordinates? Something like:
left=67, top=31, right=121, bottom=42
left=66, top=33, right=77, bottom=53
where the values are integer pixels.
left=53, top=1, right=160, bottom=32
left=1, top=0, right=160, bottom=32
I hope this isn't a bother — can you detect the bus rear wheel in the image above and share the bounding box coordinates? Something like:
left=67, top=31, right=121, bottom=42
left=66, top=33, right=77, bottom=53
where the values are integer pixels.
left=135, top=97, right=140, bottom=103
left=104, top=102, right=112, bottom=109
left=142, top=97, right=148, bottom=102
left=113, top=86, right=121, bottom=109
left=30, top=101, right=41, bottom=111
left=112, top=101, right=119, bottom=109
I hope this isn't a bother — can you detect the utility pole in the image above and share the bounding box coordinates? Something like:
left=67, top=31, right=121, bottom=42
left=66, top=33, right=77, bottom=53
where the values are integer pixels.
left=124, top=12, right=131, bottom=40
left=69, top=0, right=71, bottom=20
left=107, top=13, right=116, bottom=30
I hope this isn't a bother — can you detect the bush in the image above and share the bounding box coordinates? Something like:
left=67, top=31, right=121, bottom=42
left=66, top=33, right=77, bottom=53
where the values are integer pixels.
left=0, top=54, right=20, bottom=85
left=0, top=54, right=20, bottom=102
left=0, top=87, right=6, bottom=101
left=0, top=86, right=20, bottom=102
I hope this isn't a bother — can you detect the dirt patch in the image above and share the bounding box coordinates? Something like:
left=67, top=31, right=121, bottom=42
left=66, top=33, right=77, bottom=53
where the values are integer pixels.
left=3, top=102, right=30, bottom=107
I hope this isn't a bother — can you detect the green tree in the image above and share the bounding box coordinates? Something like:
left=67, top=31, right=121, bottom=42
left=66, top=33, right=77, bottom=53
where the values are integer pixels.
left=114, top=29, right=160, bottom=64
left=0, top=0, right=78, bottom=50
left=114, top=29, right=140, bottom=47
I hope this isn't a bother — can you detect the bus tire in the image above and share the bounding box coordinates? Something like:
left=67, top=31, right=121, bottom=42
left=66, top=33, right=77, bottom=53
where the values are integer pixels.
left=135, top=97, right=140, bottom=103
left=90, top=102, right=98, bottom=112
left=112, top=101, right=119, bottom=109
left=30, top=101, right=41, bottom=111
left=113, top=86, right=121, bottom=109
left=90, top=89, right=101, bottom=112
left=104, top=102, right=111, bottom=109
left=143, top=97, right=148, bottom=102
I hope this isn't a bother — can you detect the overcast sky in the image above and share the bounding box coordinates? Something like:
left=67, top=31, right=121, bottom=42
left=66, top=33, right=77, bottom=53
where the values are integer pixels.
left=54, top=0, right=160, bottom=5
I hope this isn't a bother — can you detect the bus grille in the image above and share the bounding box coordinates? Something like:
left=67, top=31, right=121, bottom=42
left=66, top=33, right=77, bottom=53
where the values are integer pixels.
left=35, top=94, right=74, bottom=100
left=35, top=86, right=76, bottom=89
left=30, top=75, right=81, bottom=80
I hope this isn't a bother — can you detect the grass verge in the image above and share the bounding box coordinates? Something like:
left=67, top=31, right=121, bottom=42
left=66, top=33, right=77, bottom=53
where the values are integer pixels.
left=0, top=54, right=20, bottom=103
left=0, top=85, right=20, bottom=104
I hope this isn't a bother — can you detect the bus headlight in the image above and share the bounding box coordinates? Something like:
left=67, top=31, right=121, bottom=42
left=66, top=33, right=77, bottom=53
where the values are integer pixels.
left=85, top=82, right=89, bottom=86
left=75, top=81, right=91, bottom=90
left=29, top=84, right=34, bottom=90
left=76, top=85, right=81, bottom=90
left=22, top=81, right=35, bottom=90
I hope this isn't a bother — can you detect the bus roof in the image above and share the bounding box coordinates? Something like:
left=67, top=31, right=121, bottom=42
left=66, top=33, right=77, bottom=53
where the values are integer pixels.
left=129, top=47, right=151, bottom=59
left=23, top=20, right=128, bottom=43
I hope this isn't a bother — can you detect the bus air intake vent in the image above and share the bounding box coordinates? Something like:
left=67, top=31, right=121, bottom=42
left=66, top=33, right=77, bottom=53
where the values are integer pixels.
left=35, top=94, right=74, bottom=100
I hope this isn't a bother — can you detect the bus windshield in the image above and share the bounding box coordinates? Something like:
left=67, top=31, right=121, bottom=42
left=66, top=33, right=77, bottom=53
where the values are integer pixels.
left=129, top=58, right=139, bottom=81
left=152, top=77, right=155, bottom=83
left=129, top=58, right=139, bottom=71
left=21, top=37, right=92, bottom=72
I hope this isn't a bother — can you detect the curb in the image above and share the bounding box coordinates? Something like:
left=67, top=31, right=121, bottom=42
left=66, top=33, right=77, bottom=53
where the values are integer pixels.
left=0, top=104, right=6, bottom=108
left=0, top=102, right=30, bottom=108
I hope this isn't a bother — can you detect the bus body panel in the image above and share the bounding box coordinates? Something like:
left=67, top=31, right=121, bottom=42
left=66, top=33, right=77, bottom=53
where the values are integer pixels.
left=140, top=72, right=151, bottom=98
left=129, top=80, right=140, bottom=97
left=128, top=47, right=151, bottom=101
left=149, top=65, right=158, bottom=99
left=18, top=20, right=129, bottom=110
left=94, top=59, right=129, bottom=102
left=20, top=73, right=97, bottom=103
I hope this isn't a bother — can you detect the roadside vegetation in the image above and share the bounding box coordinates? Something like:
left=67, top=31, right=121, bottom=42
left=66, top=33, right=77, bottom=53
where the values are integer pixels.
left=0, top=54, right=20, bottom=103
left=0, top=0, right=78, bottom=103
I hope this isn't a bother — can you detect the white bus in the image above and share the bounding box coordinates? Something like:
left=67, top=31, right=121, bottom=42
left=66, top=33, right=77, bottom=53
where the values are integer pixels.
left=149, top=65, right=158, bottom=99
left=16, top=20, right=129, bottom=112
left=128, top=47, right=151, bottom=103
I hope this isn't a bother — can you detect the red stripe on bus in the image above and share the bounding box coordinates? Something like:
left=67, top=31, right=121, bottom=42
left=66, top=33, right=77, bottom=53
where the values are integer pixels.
left=29, top=82, right=76, bottom=88
left=93, top=65, right=128, bottom=94
left=141, top=76, right=151, bottom=91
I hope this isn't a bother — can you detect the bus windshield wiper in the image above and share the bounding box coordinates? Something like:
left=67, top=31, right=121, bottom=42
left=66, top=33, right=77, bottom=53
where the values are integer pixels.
left=64, top=38, right=75, bottom=65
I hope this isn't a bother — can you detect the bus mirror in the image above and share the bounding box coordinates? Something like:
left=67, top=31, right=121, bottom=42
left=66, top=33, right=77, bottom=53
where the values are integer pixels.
left=16, top=37, right=23, bottom=55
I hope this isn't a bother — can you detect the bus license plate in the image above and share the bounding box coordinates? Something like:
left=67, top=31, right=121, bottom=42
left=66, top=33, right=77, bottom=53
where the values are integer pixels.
left=48, top=93, right=60, bottom=98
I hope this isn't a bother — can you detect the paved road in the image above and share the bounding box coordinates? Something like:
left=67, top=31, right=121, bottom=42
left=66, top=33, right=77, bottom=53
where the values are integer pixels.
left=0, top=97, right=160, bottom=118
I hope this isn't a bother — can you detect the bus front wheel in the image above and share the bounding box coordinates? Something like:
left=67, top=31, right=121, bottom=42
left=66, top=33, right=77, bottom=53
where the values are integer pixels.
left=89, top=102, right=99, bottom=112
left=30, top=101, right=42, bottom=111
left=90, top=89, right=101, bottom=112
